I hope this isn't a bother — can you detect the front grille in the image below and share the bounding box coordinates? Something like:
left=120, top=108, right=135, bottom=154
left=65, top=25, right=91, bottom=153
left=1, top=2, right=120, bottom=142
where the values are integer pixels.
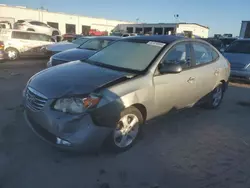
left=26, top=87, right=48, bottom=112
left=230, top=62, right=246, bottom=70
left=51, top=58, right=68, bottom=66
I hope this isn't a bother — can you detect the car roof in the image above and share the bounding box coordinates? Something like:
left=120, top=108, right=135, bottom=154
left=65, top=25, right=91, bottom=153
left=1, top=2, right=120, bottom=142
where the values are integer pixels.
left=121, top=35, right=183, bottom=43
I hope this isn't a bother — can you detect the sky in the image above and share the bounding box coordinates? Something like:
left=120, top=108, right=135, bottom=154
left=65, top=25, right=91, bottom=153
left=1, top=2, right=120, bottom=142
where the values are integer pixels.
left=1, top=0, right=250, bottom=36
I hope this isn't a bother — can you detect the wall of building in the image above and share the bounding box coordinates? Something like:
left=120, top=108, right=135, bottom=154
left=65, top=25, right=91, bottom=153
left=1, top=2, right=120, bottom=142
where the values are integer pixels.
left=176, top=24, right=209, bottom=38
left=115, top=23, right=177, bottom=33
left=0, top=5, right=131, bottom=34
left=114, top=23, right=209, bottom=37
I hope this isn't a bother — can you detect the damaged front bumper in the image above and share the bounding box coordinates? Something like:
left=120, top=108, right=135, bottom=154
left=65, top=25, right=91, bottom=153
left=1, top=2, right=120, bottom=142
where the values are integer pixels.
left=24, top=101, right=113, bottom=152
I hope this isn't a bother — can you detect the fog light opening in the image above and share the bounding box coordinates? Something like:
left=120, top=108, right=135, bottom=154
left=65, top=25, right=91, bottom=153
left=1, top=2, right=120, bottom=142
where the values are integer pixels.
left=56, top=137, right=71, bottom=146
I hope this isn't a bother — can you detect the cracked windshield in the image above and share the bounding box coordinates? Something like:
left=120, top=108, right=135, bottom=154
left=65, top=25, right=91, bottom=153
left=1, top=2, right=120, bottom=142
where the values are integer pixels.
left=0, top=0, right=250, bottom=187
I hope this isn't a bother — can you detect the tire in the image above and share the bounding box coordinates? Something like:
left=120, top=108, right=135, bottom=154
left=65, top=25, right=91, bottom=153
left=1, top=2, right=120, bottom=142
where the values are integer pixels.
left=52, top=31, right=59, bottom=36
left=108, top=106, right=143, bottom=153
left=6, top=48, right=19, bottom=60
left=203, top=83, right=224, bottom=109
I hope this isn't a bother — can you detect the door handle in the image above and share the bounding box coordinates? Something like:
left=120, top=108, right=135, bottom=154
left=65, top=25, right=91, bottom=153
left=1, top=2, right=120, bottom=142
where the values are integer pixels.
left=187, top=77, right=195, bottom=83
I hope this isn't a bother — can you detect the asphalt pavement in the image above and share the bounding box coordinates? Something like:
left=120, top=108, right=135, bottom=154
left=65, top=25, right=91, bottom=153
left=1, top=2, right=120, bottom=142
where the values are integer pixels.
left=0, top=59, right=250, bottom=188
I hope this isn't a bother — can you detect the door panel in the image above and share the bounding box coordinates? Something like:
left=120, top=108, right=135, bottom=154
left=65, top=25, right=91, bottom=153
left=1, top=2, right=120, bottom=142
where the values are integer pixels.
left=191, top=42, right=218, bottom=99
left=153, top=68, right=199, bottom=115
left=194, top=63, right=218, bottom=100
left=153, top=42, right=199, bottom=116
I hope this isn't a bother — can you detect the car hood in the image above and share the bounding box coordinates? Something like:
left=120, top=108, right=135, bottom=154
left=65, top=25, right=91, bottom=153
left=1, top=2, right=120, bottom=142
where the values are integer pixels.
left=52, top=48, right=96, bottom=62
left=28, top=61, right=133, bottom=99
left=223, top=52, right=250, bottom=66
left=46, top=42, right=79, bottom=52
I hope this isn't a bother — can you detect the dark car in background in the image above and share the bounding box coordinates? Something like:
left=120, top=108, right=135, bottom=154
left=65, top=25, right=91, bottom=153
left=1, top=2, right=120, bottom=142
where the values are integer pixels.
left=47, top=36, right=121, bottom=67
left=220, top=37, right=237, bottom=48
left=223, top=39, right=250, bottom=82
left=203, top=38, right=225, bottom=51
left=44, top=37, right=91, bottom=56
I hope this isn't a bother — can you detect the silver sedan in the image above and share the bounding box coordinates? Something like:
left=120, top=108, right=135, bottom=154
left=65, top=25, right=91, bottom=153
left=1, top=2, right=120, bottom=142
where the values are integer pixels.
left=23, top=35, right=230, bottom=152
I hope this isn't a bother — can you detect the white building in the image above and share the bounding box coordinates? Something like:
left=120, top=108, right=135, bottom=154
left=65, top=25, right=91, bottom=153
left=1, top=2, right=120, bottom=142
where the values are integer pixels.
left=114, top=23, right=209, bottom=38
left=0, top=4, right=132, bottom=34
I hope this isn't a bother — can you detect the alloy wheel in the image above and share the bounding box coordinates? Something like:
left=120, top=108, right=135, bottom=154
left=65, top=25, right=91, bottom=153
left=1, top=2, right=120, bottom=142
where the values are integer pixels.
left=212, top=86, right=222, bottom=107
left=8, top=50, right=17, bottom=60
left=113, top=114, right=139, bottom=148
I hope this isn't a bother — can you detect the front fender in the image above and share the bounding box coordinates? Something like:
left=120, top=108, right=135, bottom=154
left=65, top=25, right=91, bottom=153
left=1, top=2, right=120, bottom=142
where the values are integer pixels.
left=90, top=84, right=154, bottom=128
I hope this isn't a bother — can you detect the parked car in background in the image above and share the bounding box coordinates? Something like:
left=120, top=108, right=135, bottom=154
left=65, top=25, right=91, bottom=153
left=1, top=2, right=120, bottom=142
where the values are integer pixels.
left=24, top=35, right=230, bottom=152
left=47, top=36, right=120, bottom=67
left=0, top=21, right=12, bottom=29
left=0, top=29, right=54, bottom=60
left=0, top=41, right=6, bottom=62
left=203, top=38, right=225, bottom=52
left=44, top=37, right=91, bottom=56
left=61, top=33, right=83, bottom=42
left=13, top=20, right=61, bottom=36
left=220, top=37, right=237, bottom=48
left=223, top=39, right=250, bottom=82
left=89, top=29, right=108, bottom=36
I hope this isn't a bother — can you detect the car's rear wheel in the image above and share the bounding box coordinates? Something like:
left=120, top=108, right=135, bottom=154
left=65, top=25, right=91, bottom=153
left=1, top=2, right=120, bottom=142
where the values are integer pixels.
left=109, top=106, right=143, bottom=152
left=204, top=83, right=224, bottom=109
left=6, top=48, right=19, bottom=60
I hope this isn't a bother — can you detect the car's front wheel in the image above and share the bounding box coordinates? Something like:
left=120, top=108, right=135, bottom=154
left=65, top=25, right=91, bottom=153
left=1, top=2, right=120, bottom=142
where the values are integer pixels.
left=204, top=83, right=224, bottom=109
left=109, top=106, right=143, bottom=152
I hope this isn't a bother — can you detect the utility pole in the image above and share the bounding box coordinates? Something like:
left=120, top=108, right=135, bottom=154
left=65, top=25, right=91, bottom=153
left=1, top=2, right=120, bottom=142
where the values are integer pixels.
left=174, top=14, right=179, bottom=23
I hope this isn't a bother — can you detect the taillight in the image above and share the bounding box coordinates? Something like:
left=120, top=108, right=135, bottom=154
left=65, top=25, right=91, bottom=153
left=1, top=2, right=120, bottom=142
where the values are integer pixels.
left=0, top=44, right=4, bottom=50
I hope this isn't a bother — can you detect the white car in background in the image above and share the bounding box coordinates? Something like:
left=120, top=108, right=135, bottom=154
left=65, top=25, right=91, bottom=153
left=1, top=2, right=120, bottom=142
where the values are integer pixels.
left=13, top=20, right=61, bottom=36
left=0, top=29, right=54, bottom=60
left=44, top=37, right=92, bottom=56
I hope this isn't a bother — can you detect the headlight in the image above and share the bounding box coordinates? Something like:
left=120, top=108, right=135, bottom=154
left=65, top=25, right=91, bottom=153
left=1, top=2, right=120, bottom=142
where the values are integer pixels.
left=53, top=94, right=101, bottom=114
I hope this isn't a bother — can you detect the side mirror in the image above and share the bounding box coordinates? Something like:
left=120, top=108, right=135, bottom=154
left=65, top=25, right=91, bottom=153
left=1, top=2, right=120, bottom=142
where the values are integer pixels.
left=159, top=63, right=182, bottom=74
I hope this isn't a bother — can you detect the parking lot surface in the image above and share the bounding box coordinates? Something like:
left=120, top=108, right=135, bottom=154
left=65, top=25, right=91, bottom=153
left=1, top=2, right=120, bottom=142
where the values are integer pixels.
left=0, top=60, right=250, bottom=188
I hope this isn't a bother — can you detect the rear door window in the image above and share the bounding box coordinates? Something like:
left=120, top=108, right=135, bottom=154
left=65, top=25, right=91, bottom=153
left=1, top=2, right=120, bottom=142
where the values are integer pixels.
left=192, top=43, right=214, bottom=65
left=12, top=31, right=30, bottom=40
left=16, top=20, right=25, bottom=24
left=29, top=21, right=47, bottom=27
left=29, top=33, right=51, bottom=41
